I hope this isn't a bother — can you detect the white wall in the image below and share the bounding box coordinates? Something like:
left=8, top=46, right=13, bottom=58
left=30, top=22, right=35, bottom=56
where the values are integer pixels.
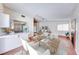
left=72, top=5, right=79, bottom=54
left=76, top=22, right=79, bottom=54
left=3, top=6, right=26, bottom=22
left=26, top=17, right=34, bottom=35
left=76, top=17, right=79, bottom=54
left=39, top=21, right=69, bottom=35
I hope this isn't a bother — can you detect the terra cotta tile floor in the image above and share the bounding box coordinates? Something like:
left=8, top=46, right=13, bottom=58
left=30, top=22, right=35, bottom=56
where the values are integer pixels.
left=57, top=37, right=77, bottom=55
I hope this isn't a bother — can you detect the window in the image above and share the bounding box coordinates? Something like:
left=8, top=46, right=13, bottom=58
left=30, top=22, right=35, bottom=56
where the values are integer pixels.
left=57, top=24, right=69, bottom=31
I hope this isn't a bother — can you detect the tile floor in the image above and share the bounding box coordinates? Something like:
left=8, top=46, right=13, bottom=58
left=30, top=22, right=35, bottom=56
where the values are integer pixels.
left=28, top=38, right=77, bottom=55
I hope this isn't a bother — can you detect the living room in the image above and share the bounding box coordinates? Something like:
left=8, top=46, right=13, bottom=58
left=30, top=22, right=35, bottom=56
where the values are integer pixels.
left=0, top=3, right=79, bottom=55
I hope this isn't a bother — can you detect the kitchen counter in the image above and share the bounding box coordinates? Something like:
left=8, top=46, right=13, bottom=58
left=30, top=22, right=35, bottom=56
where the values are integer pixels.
left=0, top=32, right=27, bottom=37
left=0, top=32, right=28, bottom=54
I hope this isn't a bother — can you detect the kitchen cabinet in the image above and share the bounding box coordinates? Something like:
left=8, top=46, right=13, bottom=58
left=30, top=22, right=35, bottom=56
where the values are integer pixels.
left=0, top=33, right=28, bottom=54
left=0, top=13, right=10, bottom=28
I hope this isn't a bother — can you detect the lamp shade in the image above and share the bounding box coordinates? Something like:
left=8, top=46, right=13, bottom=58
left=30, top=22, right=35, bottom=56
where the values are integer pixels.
left=0, top=13, right=10, bottom=28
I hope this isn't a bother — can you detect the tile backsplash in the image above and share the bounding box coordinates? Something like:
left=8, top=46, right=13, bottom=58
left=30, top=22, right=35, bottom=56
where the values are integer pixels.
left=0, top=28, right=5, bottom=35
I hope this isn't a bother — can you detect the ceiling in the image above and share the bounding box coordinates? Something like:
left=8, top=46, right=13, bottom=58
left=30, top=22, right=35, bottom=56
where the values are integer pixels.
left=4, top=3, right=78, bottom=20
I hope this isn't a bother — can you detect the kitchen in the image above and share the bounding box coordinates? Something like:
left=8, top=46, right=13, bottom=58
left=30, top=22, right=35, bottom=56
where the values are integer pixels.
left=0, top=4, right=30, bottom=55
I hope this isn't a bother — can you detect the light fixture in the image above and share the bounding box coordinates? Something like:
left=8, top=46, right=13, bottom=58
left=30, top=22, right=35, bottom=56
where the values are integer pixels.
left=21, top=14, right=25, bottom=18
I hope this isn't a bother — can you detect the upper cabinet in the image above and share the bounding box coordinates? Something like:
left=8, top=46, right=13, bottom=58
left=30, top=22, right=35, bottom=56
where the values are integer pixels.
left=0, top=4, right=10, bottom=28
left=0, top=13, right=10, bottom=28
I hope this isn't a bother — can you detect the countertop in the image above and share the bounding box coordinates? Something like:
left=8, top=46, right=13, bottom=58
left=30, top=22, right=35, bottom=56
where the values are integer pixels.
left=0, top=32, right=28, bottom=38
